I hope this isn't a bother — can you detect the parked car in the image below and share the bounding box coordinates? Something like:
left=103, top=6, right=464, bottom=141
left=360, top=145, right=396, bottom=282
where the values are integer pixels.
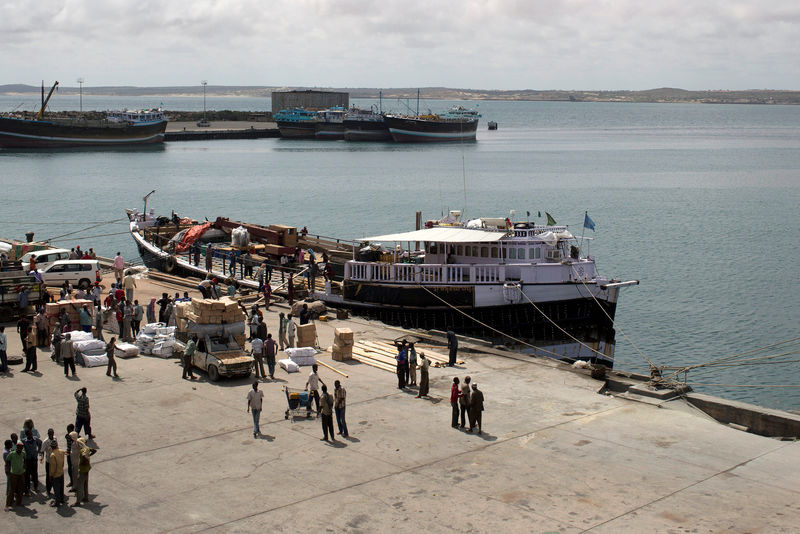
left=20, top=248, right=71, bottom=273
left=39, top=260, right=102, bottom=289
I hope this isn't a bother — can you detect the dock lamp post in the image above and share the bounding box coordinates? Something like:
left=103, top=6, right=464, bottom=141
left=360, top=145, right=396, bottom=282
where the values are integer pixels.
left=201, top=80, right=207, bottom=122
left=77, top=77, right=84, bottom=112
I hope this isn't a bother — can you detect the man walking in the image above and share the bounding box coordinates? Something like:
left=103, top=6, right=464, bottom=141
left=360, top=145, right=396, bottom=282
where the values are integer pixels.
left=113, top=252, right=124, bottom=286
left=264, top=333, right=277, bottom=380
left=23, top=326, right=37, bottom=373
left=319, top=384, right=335, bottom=442
left=468, top=383, right=484, bottom=435
left=334, top=380, right=348, bottom=438
left=74, top=387, right=96, bottom=439
left=246, top=381, right=264, bottom=438
left=447, top=329, right=458, bottom=367
left=287, top=313, right=297, bottom=349
left=305, top=364, right=324, bottom=416
left=106, top=337, right=119, bottom=378
left=459, top=376, right=471, bottom=429
left=4, top=441, right=25, bottom=510
left=251, top=336, right=265, bottom=380
left=278, top=312, right=289, bottom=351
left=183, top=335, right=197, bottom=380
left=450, top=377, right=461, bottom=428
left=62, top=333, right=76, bottom=377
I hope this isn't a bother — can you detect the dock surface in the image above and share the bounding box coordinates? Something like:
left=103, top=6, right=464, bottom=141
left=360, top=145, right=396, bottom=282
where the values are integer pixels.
left=2, top=275, right=798, bottom=532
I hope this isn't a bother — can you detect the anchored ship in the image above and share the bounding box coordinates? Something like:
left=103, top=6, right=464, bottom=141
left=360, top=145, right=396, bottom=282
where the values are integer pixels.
left=0, top=81, right=167, bottom=148
left=343, top=107, right=391, bottom=141
left=383, top=105, right=481, bottom=143
left=274, top=108, right=317, bottom=139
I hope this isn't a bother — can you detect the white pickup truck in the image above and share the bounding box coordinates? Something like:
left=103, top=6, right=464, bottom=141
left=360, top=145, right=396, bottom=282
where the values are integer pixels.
left=177, top=331, right=253, bottom=382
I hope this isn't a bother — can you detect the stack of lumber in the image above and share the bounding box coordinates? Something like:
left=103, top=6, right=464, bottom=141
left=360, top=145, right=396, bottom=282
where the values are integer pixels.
left=45, top=299, right=93, bottom=332
left=296, top=322, right=316, bottom=348
left=175, top=296, right=246, bottom=347
left=331, top=327, right=353, bottom=361
left=351, top=339, right=461, bottom=372
left=350, top=340, right=398, bottom=373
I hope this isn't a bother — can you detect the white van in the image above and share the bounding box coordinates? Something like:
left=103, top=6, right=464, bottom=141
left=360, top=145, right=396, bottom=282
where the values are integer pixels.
left=21, top=248, right=72, bottom=272
left=39, top=260, right=102, bottom=289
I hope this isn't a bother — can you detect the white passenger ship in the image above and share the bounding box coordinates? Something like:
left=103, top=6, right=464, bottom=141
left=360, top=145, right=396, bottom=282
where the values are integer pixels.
left=317, top=212, right=638, bottom=365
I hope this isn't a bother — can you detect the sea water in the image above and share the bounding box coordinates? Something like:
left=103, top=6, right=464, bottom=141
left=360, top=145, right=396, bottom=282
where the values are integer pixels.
left=1, top=96, right=798, bottom=410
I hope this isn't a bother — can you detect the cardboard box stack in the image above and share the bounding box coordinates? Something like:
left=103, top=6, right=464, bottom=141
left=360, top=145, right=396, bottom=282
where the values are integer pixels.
left=174, top=296, right=247, bottom=347
left=332, top=327, right=354, bottom=361
left=296, top=322, right=317, bottom=348
left=45, top=299, right=93, bottom=333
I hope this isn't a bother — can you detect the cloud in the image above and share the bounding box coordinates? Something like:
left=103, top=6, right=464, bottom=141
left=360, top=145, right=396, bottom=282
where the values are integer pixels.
left=0, top=0, right=798, bottom=89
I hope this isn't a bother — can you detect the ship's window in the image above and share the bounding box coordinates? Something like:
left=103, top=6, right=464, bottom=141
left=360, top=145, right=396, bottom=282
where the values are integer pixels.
left=490, top=247, right=498, bottom=258
left=456, top=245, right=463, bottom=255
left=530, top=247, right=541, bottom=259
left=438, top=244, right=445, bottom=254
left=518, top=248, right=525, bottom=259
left=480, top=247, right=488, bottom=258
left=472, top=246, right=478, bottom=256
left=509, top=248, right=516, bottom=259
left=429, top=243, right=436, bottom=254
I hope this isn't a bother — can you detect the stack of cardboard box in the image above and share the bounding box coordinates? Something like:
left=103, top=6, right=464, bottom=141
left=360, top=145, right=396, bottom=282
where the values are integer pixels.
left=174, top=297, right=247, bottom=347
left=296, top=322, right=317, bottom=348
left=331, top=327, right=354, bottom=361
left=45, top=299, right=93, bottom=333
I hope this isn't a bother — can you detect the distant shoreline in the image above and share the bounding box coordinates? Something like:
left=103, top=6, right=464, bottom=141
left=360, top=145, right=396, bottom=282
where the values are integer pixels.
left=2, top=85, right=799, bottom=105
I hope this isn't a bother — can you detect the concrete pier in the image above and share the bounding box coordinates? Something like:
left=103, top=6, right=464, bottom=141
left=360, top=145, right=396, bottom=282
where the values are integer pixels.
left=165, top=121, right=279, bottom=141
left=2, top=273, right=798, bottom=532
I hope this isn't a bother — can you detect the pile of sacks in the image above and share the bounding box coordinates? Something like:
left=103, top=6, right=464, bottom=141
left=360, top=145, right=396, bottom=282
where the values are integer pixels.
left=135, top=322, right=177, bottom=358
left=67, top=330, right=107, bottom=368
left=291, top=300, right=327, bottom=320
left=284, top=347, right=317, bottom=366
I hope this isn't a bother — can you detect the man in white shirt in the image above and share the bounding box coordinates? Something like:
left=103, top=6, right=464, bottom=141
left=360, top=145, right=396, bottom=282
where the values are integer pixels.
left=113, top=252, right=125, bottom=286
left=305, top=364, right=325, bottom=416
left=250, top=337, right=265, bottom=379
left=246, top=381, right=264, bottom=438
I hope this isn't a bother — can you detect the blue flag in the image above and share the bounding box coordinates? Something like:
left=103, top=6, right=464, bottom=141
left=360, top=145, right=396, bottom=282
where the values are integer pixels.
left=584, top=212, right=596, bottom=231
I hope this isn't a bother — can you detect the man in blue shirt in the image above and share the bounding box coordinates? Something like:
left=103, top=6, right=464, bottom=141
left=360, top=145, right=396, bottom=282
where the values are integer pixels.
left=22, top=429, right=41, bottom=495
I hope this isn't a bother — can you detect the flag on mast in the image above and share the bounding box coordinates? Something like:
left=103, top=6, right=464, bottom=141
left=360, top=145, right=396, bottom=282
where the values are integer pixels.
left=584, top=211, right=596, bottom=231
left=545, top=212, right=557, bottom=226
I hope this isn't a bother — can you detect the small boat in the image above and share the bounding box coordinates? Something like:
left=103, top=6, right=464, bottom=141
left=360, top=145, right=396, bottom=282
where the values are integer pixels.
left=274, top=108, right=317, bottom=139
left=488, top=121, right=498, bottom=130
left=0, top=81, right=168, bottom=148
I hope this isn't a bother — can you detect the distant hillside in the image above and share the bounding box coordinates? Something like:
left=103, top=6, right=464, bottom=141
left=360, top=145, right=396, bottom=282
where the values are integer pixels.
left=1, top=84, right=799, bottom=104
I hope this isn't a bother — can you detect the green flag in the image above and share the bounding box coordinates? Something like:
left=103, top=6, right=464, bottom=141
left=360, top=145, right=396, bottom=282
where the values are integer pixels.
left=545, top=212, right=557, bottom=225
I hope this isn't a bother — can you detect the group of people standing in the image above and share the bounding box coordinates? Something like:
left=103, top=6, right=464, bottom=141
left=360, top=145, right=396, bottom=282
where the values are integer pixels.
left=450, top=376, right=484, bottom=434
left=4, top=390, right=98, bottom=512
left=393, top=339, right=431, bottom=398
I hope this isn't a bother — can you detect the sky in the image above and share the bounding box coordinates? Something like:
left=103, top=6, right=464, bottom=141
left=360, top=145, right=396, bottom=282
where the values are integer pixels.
left=1, top=0, right=799, bottom=90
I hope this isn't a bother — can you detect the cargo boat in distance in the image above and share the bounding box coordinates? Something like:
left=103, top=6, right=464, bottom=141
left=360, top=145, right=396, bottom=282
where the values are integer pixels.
left=315, top=107, right=346, bottom=140
left=383, top=105, right=481, bottom=143
left=343, top=107, right=391, bottom=141
left=274, top=108, right=318, bottom=139
left=0, top=81, right=167, bottom=148
left=316, top=211, right=638, bottom=366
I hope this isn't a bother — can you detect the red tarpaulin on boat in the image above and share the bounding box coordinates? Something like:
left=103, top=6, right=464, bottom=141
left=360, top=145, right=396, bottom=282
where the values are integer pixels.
left=175, top=222, right=212, bottom=253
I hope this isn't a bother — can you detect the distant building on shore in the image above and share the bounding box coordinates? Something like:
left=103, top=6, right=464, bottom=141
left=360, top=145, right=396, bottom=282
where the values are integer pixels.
left=271, top=90, right=349, bottom=115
